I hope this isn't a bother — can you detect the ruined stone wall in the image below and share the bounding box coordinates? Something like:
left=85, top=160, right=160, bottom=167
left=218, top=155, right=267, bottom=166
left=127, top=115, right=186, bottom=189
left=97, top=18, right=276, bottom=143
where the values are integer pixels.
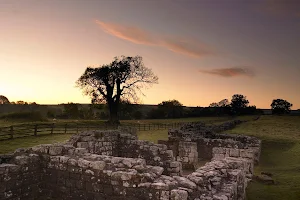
left=0, top=143, right=251, bottom=200
left=67, top=130, right=120, bottom=156
left=166, top=121, right=261, bottom=165
left=0, top=154, right=43, bottom=200
left=68, top=130, right=182, bottom=176
left=211, top=147, right=255, bottom=179
left=118, top=134, right=182, bottom=176
left=0, top=126, right=260, bottom=200
left=176, top=142, right=198, bottom=169
left=195, top=137, right=261, bottom=164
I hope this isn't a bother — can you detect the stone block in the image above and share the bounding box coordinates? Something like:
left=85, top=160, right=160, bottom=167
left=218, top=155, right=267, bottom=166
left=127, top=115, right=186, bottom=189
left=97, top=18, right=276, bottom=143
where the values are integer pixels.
left=49, top=146, right=63, bottom=156
left=171, top=189, right=188, bottom=200
left=229, top=148, right=240, bottom=157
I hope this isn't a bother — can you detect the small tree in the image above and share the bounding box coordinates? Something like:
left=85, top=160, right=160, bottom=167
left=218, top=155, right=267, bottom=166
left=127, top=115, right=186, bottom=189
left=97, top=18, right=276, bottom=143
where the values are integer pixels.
left=79, top=105, right=95, bottom=119
left=0, top=95, right=10, bottom=104
left=158, top=100, right=184, bottom=118
left=230, top=94, right=249, bottom=115
left=63, top=102, right=80, bottom=119
left=271, top=99, right=293, bottom=114
left=209, top=99, right=229, bottom=107
left=76, top=56, right=158, bottom=124
left=15, top=101, right=28, bottom=105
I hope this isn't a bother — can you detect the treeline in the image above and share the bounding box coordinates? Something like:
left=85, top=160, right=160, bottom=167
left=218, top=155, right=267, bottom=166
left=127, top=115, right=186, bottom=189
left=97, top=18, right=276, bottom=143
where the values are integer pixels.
left=48, top=102, right=144, bottom=120
left=0, top=94, right=296, bottom=120
left=147, top=95, right=262, bottom=119
left=53, top=94, right=262, bottom=120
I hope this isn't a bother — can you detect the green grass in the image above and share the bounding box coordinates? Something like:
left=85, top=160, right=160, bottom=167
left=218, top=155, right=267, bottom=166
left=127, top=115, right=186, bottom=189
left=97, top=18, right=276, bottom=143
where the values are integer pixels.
left=225, top=115, right=300, bottom=200
left=0, top=134, right=73, bottom=154
left=137, top=129, right=168, bottom=143
left=0, top=115, right=256, bottom=128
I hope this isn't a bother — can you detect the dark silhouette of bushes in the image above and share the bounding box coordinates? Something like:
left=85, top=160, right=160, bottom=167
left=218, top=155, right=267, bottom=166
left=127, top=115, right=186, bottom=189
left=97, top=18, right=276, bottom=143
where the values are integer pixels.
left=0, top=111, right=47, bottom=122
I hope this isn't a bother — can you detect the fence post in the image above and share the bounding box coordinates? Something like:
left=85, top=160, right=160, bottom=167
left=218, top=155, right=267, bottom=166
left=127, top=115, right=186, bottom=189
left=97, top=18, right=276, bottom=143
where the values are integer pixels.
left=51, top=123, right=54, bottom=134
left=34, top=124, right=38, bottom=136
left=10, top=126, right=14, bottom=139
left=64, top=124, right=67, bottom=134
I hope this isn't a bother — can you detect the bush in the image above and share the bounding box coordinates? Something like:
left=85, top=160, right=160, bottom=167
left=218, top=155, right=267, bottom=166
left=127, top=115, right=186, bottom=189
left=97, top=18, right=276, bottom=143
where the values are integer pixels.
left=0, top=111, right=47, bottom=122
left=47, top=110, right=55, bottom=118
left=133, top=110, right=143, bottom=119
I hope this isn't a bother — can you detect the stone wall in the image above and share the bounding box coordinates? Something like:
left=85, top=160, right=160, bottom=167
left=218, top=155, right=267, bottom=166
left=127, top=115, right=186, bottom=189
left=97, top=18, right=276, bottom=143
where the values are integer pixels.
left=0, top=144, right=251, bottom=200
left=176, top=142, right=198, bottom=169
left=67, top=130, right=120, bottom=156
left=164, top=121, right=261, bottom=167
left=0, top=123, right=261, bottom=200
left=67, top=130, right=182, bottom=176
left=118, top=134, right=182, bottom=176
left=0, top=154, right=43, bottom=200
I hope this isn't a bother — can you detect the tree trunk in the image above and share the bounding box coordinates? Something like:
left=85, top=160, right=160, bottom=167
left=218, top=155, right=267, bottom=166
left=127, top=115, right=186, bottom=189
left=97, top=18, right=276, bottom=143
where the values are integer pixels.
left=108, top=101, right=120, bottom=125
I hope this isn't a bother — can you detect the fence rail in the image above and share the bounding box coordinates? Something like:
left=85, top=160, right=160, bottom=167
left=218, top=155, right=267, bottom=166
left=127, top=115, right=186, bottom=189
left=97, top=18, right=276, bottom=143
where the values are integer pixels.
left=0, top=122, right=184, bottom=141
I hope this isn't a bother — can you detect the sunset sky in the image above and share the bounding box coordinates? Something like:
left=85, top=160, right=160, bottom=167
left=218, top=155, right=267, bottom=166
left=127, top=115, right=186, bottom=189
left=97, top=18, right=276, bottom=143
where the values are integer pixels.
left=1, top=0, right=299, bottom=109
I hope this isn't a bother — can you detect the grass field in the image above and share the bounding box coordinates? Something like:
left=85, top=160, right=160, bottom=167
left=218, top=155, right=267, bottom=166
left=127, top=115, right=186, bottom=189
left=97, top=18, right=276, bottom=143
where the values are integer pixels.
left=225, top=116, right=300, bottom=200
left=0, top=115, right=256, bottom=128
left=0, top=115, right=299, bottom=199
left=0, top=134, right=74, bottom=154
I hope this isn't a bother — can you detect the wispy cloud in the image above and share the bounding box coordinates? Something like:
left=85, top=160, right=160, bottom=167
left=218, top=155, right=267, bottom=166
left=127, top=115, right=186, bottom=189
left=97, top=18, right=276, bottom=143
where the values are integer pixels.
left=258, top=0, right=300, bottom=18
left=199, top=67, right=255, bottom=78
left=95, top=20, right=213, bottom=58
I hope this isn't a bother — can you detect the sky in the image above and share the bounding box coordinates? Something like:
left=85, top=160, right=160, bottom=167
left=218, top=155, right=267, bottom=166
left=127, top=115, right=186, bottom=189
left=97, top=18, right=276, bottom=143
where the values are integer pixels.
left=0, top=0, right=300, bottom=109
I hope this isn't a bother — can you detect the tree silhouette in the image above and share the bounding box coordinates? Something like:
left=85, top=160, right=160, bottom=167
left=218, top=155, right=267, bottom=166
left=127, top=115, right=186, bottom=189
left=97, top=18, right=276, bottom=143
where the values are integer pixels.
left=209, top=99, right=231, bottom=116
left=209, top=99, right=229, bottom=107
left=76, top=56, right=158, bottom=124
left=0, top=95, right=10, bottom=104
left=158, top=100, right=184, bottom=118
left=271, top=99, right=293, bottom=114
left=230, top=94, right=249, bottom=115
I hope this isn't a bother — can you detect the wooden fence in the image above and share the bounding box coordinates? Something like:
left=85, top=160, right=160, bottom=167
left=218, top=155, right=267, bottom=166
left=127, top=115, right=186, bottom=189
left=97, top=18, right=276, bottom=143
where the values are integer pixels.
left=0, top=122, right=184, bottom=141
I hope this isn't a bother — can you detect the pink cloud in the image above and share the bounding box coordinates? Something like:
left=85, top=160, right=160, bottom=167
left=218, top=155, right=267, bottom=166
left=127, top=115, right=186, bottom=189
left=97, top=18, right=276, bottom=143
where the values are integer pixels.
left=199, top=67, right=255, bottom=77
left=95, top=20, right=213, bottom=58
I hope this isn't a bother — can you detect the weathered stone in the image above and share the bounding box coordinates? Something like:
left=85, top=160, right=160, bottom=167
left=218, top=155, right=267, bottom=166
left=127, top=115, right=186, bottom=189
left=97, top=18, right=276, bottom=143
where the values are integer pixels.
left=173, top=176, right=197, bottom=189
left=49, top=146, right=63, bottom=155
left=77, top=158, right=90, bottom=169
left=229, top=148, right=240, bottom=157
left=171, top=189, right=188, bottom=200
left=151, top=166, right=164, bottom=175
left=90, top=161, right=106, bottom=170
left=151, top=182, right=168, bottom=190
left=14, top=155, right=29, bottom=165
left=253, top=174, right=275, bottom=185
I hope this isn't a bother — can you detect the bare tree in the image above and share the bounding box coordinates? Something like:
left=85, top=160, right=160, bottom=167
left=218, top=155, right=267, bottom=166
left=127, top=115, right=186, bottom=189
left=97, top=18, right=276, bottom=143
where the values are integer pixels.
left=76, top=56, right=158, bottom=124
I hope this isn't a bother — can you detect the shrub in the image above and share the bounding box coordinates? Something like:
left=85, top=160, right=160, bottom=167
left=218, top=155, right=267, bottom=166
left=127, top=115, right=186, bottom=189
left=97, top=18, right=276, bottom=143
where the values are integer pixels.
left=0, top=111, right=47, bottom=122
